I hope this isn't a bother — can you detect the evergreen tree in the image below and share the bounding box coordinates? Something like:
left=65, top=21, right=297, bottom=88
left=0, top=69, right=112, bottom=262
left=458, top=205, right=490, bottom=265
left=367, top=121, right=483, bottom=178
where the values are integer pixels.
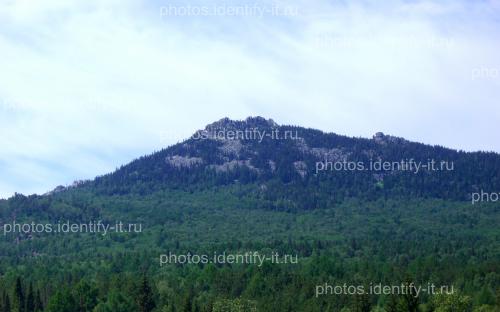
left=13, top=277, right=25, bottom=312
left=402, top=293, right=419, bottom=312
left=25, top=283, right=34, bottom=312
left=136, top=276, right=155, bottom=312
left=1, top=290, right=11, bottom=312
left=2, top=291, right=11, bottom=312
left=34, top=290, right=43, bottom=312
left=73, top=280, right=97, bottom=312
left=401, top=277, right=419, bottom=312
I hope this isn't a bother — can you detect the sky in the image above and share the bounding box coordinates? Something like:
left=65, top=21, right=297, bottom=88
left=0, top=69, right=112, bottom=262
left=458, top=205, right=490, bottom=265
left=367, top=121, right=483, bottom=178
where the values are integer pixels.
left=1, top=0, right=499, bottom=198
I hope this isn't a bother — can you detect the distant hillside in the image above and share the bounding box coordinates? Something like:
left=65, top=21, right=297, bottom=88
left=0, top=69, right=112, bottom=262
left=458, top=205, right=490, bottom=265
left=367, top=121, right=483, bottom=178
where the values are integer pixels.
left=75, top=116, right=500, bottom=209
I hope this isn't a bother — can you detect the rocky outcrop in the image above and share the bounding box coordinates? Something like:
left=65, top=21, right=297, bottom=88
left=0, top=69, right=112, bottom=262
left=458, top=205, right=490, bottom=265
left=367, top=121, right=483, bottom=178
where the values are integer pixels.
left=165, top=156, right=203, bottom=168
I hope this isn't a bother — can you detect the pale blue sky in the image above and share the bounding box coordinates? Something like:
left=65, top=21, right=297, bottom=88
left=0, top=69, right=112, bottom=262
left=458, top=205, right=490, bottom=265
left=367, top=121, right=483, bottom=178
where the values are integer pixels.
left=1, top=0, right=500, bottom=198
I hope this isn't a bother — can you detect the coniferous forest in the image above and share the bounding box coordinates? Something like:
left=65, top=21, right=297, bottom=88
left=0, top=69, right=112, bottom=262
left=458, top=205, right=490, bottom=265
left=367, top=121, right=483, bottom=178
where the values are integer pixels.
left=3, top=0, right=500, bottom=310
left=1, top=117, right=499, bottom=311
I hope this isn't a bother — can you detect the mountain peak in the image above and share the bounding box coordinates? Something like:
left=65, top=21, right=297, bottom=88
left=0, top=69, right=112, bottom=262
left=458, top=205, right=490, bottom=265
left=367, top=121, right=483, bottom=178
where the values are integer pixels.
left=204, top=116, right=278, bottom=131
left=373, top=132, right=407, bottom=145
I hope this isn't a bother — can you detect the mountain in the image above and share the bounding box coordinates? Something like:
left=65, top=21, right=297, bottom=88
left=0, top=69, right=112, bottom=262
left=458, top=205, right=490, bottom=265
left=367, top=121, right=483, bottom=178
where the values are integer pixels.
left=86, top=116, right=499, bottom=206
left=0, top=117, right=499, bottom=312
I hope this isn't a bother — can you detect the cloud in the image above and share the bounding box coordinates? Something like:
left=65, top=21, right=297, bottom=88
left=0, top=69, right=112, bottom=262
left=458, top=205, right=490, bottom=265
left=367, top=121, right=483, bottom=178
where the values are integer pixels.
left=0, top=0, right=499, bottom=198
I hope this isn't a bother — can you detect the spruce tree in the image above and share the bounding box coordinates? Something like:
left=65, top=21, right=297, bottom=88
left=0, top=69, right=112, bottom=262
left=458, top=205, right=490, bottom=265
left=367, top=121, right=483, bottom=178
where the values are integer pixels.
left=34, top=290, right=43, bottom=312
left=13, top=277, right=25, bottom=312
left=0, top=290, right=3, bottom=312
left=25, top=283, right=34, bottom=312
left=2, top=291, right=11, bottom=312
left=137, top=275, right=155, bottom=312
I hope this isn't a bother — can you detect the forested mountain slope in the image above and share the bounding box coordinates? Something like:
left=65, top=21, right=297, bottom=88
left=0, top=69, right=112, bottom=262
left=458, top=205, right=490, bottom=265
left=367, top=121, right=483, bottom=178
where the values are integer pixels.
left=0, top=117, right=498, bottom=311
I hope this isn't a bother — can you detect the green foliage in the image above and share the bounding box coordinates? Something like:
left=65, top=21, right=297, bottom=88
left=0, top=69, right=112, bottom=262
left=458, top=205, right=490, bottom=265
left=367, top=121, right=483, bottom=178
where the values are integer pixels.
left=212, top=298, right=258, bottom=312
left=473, top=305, right=498, bottom=312
left=34, top=290, right=43, bottom=312
left=136, top=276, right=155, bottom=312
left=73, top=280, right=98, bottom=312
left=431, top=293, right=473, bottom=312
left=93, top=290, right=135, bottom=312
left=1, top=290, right=11, bottom=312
left=25, top=283, right=34, bottom=312
left=46, top=288, right=76, bottom=312
left=13, top=277, right=25, bottom=312
left=1, top=120, right=499, bottom=311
